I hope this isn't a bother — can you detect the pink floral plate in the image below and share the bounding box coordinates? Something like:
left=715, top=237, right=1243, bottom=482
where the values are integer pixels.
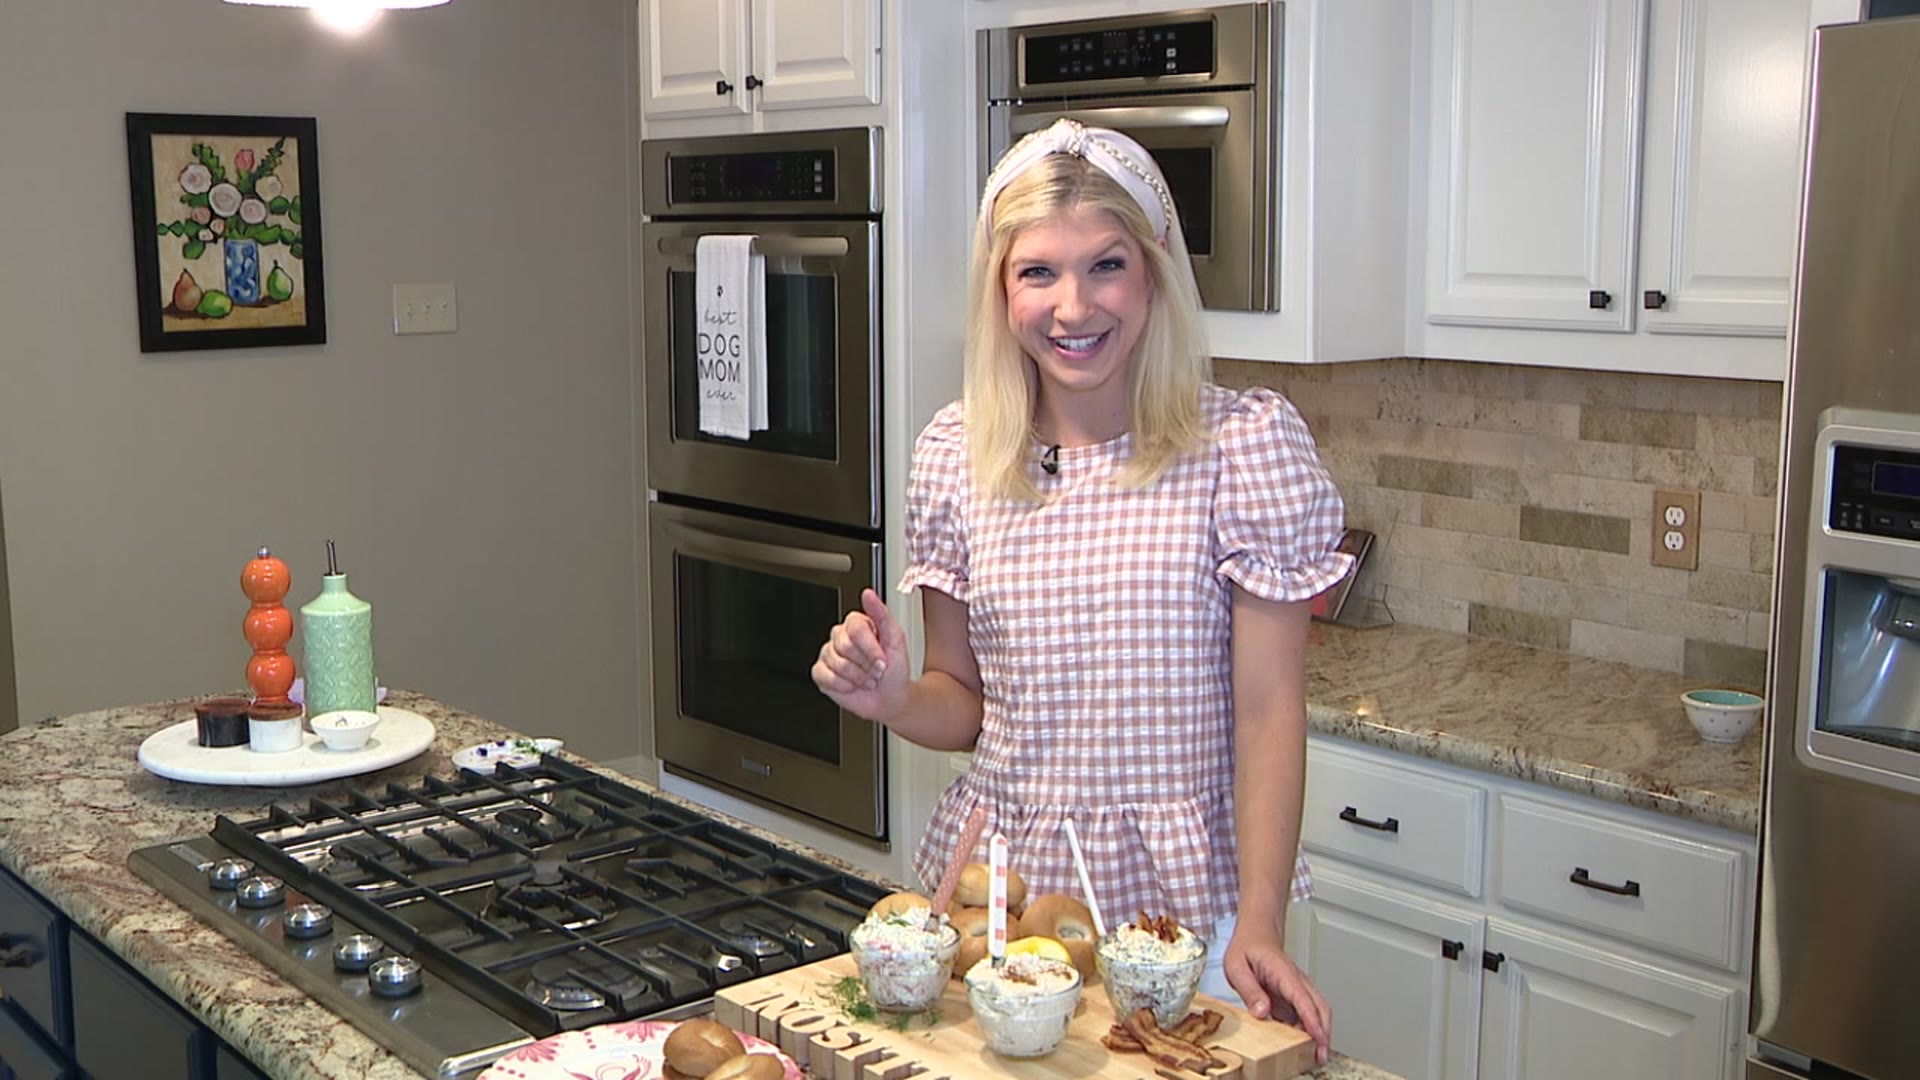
left=479, top=1019, right=804, bottom=1080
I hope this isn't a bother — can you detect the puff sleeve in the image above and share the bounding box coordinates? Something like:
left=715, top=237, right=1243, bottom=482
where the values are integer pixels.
left=1214, top=388, right=1353, bottom=601
left=897, top=402, right=972, bottom=603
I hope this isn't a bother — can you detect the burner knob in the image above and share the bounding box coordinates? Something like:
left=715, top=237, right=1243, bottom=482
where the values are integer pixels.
left=208, top=859, right=255, bottom=890
left=368, top=955, right=423, bottom=997
left=235, top=876, right=286, bottom=909
left=333, top=934, right=385, bottom=972
left=282, top=903, right=334, bottom=940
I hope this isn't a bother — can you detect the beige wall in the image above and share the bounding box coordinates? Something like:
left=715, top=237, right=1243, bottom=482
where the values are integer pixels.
left=1221, top=358, right=1782, bottom=691
left=0, top=1, right=647, bottom=760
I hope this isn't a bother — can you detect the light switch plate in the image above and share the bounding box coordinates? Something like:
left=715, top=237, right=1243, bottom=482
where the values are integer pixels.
left=392, top=283, right=457, bottom=334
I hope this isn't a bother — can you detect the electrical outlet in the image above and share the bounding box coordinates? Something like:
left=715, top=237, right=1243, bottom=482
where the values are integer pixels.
left=1651, top=488, right=1701, bottom=570
left=392, top=282, right=457, bottom=334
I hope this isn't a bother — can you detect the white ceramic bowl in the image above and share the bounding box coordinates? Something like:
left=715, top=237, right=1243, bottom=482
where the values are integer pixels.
left=310, top=709, right=381, bottom=751
left=1681, top=689, right=1763, bottom=743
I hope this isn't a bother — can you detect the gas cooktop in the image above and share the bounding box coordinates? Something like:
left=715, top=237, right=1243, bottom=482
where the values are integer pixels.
left=128, top=756, right=889, bottom=1078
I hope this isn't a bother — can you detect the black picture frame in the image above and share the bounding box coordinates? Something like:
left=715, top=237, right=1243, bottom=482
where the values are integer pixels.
left=126, top=112, right=327, bottom=353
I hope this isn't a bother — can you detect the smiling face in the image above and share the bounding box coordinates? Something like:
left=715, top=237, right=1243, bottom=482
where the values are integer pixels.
left=1002, top=204, right=1154, bottom=431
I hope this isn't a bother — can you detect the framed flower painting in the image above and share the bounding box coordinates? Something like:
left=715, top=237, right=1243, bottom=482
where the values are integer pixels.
left=126, top=113, right=327, bottom=352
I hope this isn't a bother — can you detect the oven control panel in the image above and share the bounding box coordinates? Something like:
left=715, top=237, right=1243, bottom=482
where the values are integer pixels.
left=1829, top=443, right=1920, bottom=539
left=1022, top=18, right=1216, bottom=83
left=668, top=150, right=835, bottom=204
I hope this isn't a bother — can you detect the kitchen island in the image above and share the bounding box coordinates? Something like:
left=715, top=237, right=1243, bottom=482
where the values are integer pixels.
left=0, top=691, right=1395, bottom=1080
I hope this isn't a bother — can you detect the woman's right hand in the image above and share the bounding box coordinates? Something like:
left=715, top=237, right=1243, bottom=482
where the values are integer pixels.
left=812, top=588, right=910, bottom=723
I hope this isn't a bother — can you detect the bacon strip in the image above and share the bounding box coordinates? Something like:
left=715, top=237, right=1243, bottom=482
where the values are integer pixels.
left=1119, top=1008, right=1215, bottom=1072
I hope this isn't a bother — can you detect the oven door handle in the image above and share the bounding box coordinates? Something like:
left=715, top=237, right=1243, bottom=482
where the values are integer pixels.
left=1010, top=104, right=1232, bottom=134
left=664, top=521, right=855, bottom=574
left=653, top=236, right=851, bottom=259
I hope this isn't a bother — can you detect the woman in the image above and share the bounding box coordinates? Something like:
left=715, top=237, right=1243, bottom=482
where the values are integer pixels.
left=812, top=120, right=1346, bottom=1063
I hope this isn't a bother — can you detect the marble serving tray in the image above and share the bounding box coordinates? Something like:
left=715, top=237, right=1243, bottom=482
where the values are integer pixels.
left=135, top=705, right=436, bottom=786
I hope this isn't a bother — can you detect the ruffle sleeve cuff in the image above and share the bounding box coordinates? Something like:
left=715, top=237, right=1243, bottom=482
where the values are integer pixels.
left=1213, top=388, right=1354, bottom=604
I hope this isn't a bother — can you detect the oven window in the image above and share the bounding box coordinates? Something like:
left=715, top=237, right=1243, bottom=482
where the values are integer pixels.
left=669, top=267, right=838, bottom=458
left=675, top=552, right=843, bottom=765
left=1150, top=146, right=1214, bottom=258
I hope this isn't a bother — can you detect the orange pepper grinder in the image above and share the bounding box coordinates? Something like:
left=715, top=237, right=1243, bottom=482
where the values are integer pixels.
left=241, top=547, right=296, bottom=706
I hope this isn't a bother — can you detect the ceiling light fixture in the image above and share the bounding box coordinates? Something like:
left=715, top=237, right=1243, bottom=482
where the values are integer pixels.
left=223, top=0, right=450, bottom=33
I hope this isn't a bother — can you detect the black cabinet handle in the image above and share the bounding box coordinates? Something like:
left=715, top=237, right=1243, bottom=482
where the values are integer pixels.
left=745, top=74, right=763, bottom=90
left=715, top=79, right=734, bottom=95
left=1570, top=867, right=1641, bottom=897
left=1483, top=950, right=1505, bottom=972
left=1643, top=289, right=1668, bottom=310
left=1588, top=289, right=1612, bottom=310
left=1339, top=806, right=1400, bottom=833
left=1441, top=939, right=1464, bottom=961
left=0, top=934, right=39, bottom=968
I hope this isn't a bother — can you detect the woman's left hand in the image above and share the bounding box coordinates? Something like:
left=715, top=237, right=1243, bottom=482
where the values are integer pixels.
left=1223, top=921, right=1331, bottom=1066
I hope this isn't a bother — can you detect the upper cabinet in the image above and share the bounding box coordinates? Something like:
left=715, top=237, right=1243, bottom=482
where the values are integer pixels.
left=640, top=0, right=881, bottom=122
left=1423, top=0, right=1811, bottom=342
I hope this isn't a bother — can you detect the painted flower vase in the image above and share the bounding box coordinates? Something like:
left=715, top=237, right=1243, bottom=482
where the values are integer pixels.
left=224, top=238, right=261, bottom=305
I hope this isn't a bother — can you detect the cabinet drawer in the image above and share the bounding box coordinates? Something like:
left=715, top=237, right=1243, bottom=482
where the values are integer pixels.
left=0, top=867, right=67, bottom=1049
left=1302, top=744, right=1486, bottom=895
left=0, top=999, right=72, bottom=1080
left=1495, top=795, right=1745, bottom=971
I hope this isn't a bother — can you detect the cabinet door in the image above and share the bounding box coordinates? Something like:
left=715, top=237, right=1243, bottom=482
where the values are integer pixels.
left=750, top=0, right=880, bottom=111
left=1425, top=0, right=1647, bottom=330
left=67, top=933, right=200, bottom=1080
left=1639, top=0, right=1810, bottom=336
left=640, top=0, right=752, bottom=119
left=1292, top=868, right=1480, bottom=1080
left=1478, top=920, right=1741, bottom=1080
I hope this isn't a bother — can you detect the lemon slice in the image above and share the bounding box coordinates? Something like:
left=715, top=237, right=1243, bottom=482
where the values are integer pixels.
left=1004, top=935, right=1073, bottom=964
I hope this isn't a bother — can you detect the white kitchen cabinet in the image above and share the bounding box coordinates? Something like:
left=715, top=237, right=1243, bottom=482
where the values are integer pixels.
left=639, top=0, right=880, bottom=122
left=1420, top=0, right=1811, bottom=354
left=1479, top=920, right=1740, bottom=1080
left=1290, top=869, right=1481, bottom=1080
left=1290, top=737, right=1754, bottom=1080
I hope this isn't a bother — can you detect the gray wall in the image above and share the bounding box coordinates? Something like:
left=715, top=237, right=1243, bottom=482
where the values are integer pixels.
left=0, top=1, right=646, bottom=760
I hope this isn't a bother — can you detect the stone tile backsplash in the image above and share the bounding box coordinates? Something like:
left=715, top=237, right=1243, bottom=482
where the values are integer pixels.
left=1216, top=358, right=1782, bottom=690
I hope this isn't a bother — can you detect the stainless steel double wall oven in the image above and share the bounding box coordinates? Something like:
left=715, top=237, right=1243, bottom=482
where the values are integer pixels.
left=640, top=127, right=887, bottom=845
left=981, top=3, right=1280, bottom=312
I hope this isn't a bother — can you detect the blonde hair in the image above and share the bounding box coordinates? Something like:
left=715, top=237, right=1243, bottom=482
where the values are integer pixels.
left=964, top=155, right=1211, bottom=502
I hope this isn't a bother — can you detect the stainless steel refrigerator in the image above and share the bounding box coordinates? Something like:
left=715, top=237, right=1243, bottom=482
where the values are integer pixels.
left=1753, top=15, right=1920, bottom=1080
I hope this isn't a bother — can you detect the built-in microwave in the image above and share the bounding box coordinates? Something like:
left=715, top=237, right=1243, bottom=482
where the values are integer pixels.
left=981, top=4, right=1280, bottom=312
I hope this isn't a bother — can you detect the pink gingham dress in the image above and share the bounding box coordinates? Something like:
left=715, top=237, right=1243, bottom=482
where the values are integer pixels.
left=901, top=385, right=1352, bottom=934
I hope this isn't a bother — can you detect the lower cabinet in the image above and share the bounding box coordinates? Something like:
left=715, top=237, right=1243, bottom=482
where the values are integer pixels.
left=1292, top=870, right=1481, bottom=1080
left=1478, top=920, right=1738, bottom=1080
left=0, top=866, right=267, bottom=1080
left=1289, top=736, right=1753, bottom=1080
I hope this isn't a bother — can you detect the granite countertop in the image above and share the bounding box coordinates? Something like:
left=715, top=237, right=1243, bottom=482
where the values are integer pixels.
left=0, top=691, right=1396, bottom=1080
left=1303, top=622, right=1763, bottom=833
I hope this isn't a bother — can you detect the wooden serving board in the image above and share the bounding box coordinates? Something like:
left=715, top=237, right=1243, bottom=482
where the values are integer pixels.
left=714, top=954, right=1316, bottom=1080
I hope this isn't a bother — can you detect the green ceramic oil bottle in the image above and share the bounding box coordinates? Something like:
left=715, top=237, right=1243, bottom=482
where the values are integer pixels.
left=300, top=541, right=375, bottom=718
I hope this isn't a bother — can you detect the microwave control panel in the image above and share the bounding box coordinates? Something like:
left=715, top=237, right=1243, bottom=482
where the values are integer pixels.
left=1829, top=443, right=1920, bottom=539
left=1023, top=19, right=1216, bottom=83
left=668, top=150, right=835, bottom=205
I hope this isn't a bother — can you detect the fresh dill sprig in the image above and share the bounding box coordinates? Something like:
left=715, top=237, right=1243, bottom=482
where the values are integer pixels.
left=817, top=975, right=939, bottom=1032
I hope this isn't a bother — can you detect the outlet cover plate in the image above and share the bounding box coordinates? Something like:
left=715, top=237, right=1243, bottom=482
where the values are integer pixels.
left=1652, top=488, right=1701, bottom=570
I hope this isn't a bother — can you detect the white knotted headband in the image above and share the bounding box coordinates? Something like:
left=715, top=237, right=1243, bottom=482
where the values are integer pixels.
left=978, top=119, right=1178, bottom=244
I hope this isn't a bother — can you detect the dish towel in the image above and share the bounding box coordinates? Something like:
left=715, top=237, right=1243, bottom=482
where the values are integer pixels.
left=694, top=234, right=768, bottom=440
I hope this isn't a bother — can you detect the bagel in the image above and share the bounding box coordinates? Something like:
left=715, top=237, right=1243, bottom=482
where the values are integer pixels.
left=867, top=891, right=933, bottom=920
left=664, top=1019, right=747, bottom=1078
left=949, top=904, right=1025, bottom=978
left=705, top=1053, right=784, bottom=1080
left=954, top=862, right=1028, bottom=911
left=1019, top=894, right=1097, bottom=979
